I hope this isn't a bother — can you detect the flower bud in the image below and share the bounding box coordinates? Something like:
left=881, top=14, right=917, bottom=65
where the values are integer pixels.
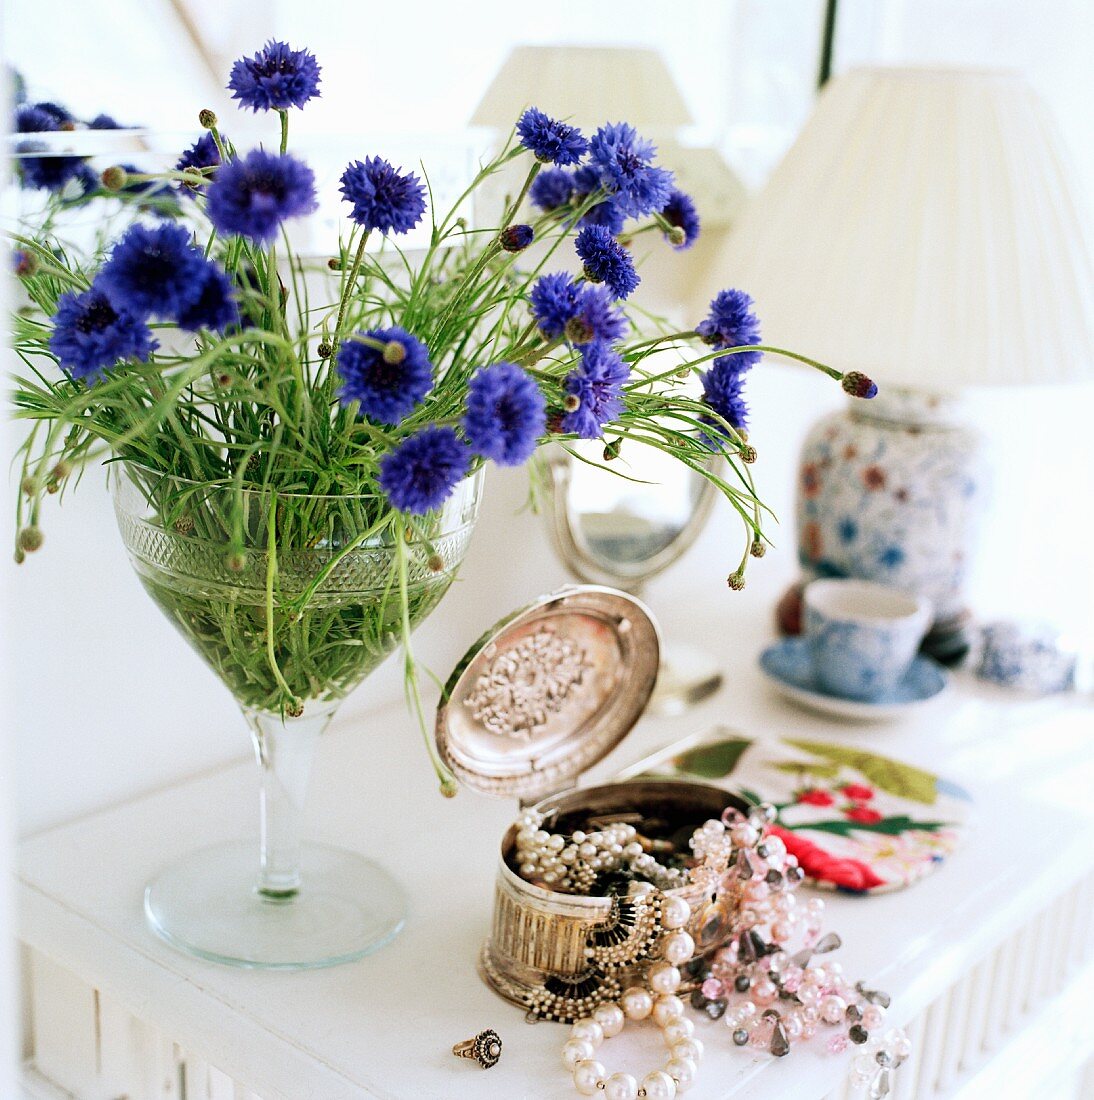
left=18, top=526, right=44, bottom=553
left=563, top=394, right=581, bottom=412
left=225, top=549, right=248, bottom=572
left=564, top=317, right=594, bottom=345
left=215, top=372, right=232, bottom=387
left=198, top=108, right=218, bottom=129
left=740, top=444, right=758, bottom=464
left=100, top=165, right=128, bottom=191
left=12, top=250, right=37, bottom=277
left=668, top=226, right=687, bottom=247
left=427, top=552, right=445, bottom=573
left=440, top=776, right=459, bottom=798
left=841, top=371, right=878, bottom=399
left=603, top=438, right=622, bottom=462
left=13, top=547, right=25, bottom=564
left=317, top=341, right=333, bottom=359
left=327, top=257, right=342, bottom=270
left=285, top=699, right=305, bottom=719
left=383, top=340, right=406, bottom=365
left=727, top=570, right=746, bottom=591
left=20, top=475, right=38, bottom=497
left=52, top=460, right=72, bottom=480
left=174, top=514, right=194, bottom=534
left=499, top=224, right=534, bottom=253
left=750, top=540, right=766, bottom=558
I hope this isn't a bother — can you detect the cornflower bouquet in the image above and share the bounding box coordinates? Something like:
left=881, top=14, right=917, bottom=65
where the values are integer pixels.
left=9, top=41, right=876, bottom=787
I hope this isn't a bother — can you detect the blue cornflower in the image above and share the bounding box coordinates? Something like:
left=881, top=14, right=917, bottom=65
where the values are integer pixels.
left=660, top=189, right=700, bottom=250
left=176, top=264, right=239, bottom=333
left=48, top=287, right=156, bottom=382
left=30, top=101, right=72, bottom=126
left=700, top=359, right=749, bottom=437
left=228, top=40, right=321, bottom=112
left=175, top=133, right=222, bottom=190
left=587, top=122, right=674, bottom=218
left=15, top=141, right=87, bottom=192
left=339, top=157, right=427, bottom=235
left=529, top=168, right=574, bottom=212
left=531, top=276, right=626, bottom=345
left=516, top=107, right=587, bottom=166
left=562, top=342, right=630, bottom=439
left=530, top=273, right=580, bottom=337
left=88, top=113, right=126, bottom=129
left=567, top=285, right=628, bottom=346
left=15, top=104, right=58, bottom=132
left=574, top=225, right=639, bottom=299
left=97, top=222, right=208, bottom=319
left=12, top=249, right=35, bottom=276
left=336, top=326, right=433, bottom=424
left=464, top=362, right=546, bottom=466
left=379, top=426, right=470, bottom=515
left=572, top=165, right=625, bottom=234
left=695, top=289, right=762, bottom=372
left=206, top=149, right=317, bottom=244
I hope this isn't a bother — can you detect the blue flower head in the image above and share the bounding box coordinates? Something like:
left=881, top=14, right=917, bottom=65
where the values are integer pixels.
left=206, top=149, right=317, bottom=244
left=464, top=362, right=546, bottom=466
left=339, top=157, right=427, bottom=235
left=49, top=287, right=157, bottom=382
left=701, top=358, right=749, bottom=438
left=516, top=108, right=587, bottom=166
left=661, top=189, right=700, bottom=250
left=15, top=104, right=58, bottom=133
left=176, top=264, right=239, bottom=333
left=587, top=122, right=674, bottom=218
left=695, top=288, right=762, bottom=372
left=568, top=285, right=628, bottom=346
left=572, top=165, right=625, bottom=234
left=336, top=326, right=433, bottom=424
left=529, top=168, right=574, bottom=212
left=530, top=273, right=581, bottom=338
left=562, top=342, right=630, bottom=439
left=574, top=225, right=639, bottom=299
left=175, top=133, right=222, bottom=190
left=379, top=426, right=470, bottom=515
left=97, top=223, right=209, bottom=318
left=29, top=101, right=72, bottom=127
left=228, top=40, right=321, bottom=111
left=89, top=113, right=126, bottom=130
left=15, top=141, right=87, bottom=192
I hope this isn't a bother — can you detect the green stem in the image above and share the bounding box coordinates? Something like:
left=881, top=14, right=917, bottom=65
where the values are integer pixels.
left=279, top=110, right=289, bottom=155
left=334, top=232, right=370, bottom=341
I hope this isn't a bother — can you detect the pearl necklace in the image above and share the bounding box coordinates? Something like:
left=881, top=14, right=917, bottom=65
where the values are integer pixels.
left=562, top=980, right=701, bottom=1098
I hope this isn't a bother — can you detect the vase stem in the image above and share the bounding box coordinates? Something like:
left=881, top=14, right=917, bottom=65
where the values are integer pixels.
left=245, top=704, right=335, bottom=898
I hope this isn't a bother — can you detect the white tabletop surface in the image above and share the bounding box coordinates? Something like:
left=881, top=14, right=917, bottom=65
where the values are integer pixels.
left=18, top=604, right=1094, bottom=1100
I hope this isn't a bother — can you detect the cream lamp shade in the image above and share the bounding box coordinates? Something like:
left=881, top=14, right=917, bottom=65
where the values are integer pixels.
left=715, top=67, right=1094, bottom=388
left=471, top=45, right=693, bottom=131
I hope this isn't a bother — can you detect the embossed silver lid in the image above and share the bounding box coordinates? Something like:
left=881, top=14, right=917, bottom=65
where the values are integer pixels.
left=435, top=586, right=661, bottom=802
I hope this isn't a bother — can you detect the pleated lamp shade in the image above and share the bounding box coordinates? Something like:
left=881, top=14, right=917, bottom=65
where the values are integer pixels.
left=471, top=46, right=693, bottom=131
left=716, top=67, right=1094, bottom=388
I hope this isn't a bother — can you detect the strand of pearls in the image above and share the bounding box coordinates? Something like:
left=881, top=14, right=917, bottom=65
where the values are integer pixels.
left=513, top=809, right=688, bottom=893
left=562, top=976, right=702, bottom=1098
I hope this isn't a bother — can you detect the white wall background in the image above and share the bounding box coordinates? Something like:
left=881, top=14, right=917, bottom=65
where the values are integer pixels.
left=4, top=2, right=1093, bottom=840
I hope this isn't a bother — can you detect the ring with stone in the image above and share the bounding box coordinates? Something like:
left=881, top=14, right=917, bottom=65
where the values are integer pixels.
left=452, top=1029, right=503, bottom=1069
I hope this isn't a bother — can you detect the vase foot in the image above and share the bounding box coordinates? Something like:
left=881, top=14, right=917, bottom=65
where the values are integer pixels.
left=144, top=840, right=406, bottom=969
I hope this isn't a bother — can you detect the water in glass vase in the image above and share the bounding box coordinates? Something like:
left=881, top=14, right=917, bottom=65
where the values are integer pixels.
left=114, top=464, right=482, bottom=968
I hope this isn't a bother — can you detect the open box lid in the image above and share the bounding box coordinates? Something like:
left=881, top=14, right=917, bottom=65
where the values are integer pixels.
left=435, top=586, right=661, bottom=803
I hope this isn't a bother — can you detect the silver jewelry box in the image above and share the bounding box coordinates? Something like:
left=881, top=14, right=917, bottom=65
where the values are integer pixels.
left=435, top=586, right=744, bottom=1021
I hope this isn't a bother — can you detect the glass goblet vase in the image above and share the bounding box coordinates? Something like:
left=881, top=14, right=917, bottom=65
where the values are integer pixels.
left=113, top=464, right=482, bottom=969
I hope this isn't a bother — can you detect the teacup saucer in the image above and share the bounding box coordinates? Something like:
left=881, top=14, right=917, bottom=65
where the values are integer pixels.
left=759, top=637, right=949, bottom=720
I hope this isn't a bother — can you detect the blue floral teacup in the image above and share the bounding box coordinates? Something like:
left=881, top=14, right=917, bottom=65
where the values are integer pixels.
left=803, top=579, right=932, bottom=701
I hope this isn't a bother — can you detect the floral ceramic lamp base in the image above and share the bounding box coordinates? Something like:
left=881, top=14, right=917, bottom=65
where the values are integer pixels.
left=144, top=841, right=406, bottom=969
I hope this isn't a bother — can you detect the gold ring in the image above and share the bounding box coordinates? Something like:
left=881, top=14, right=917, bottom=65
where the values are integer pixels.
left=452, top=1029, right=502, bottom=1069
